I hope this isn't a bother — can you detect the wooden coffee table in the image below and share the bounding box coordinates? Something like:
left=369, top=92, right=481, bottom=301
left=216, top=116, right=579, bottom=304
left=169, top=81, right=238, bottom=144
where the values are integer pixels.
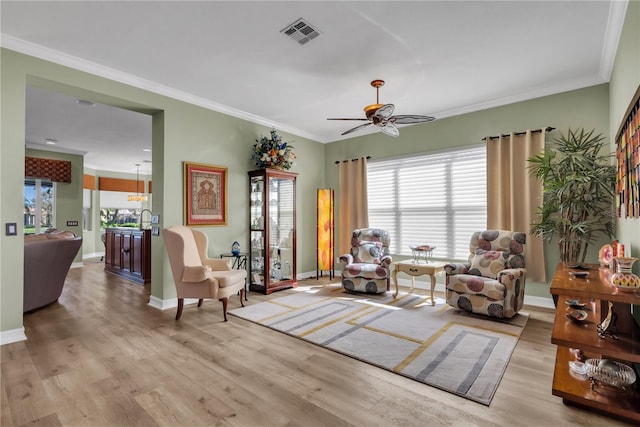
left=392, top=260, right=446, bottom=305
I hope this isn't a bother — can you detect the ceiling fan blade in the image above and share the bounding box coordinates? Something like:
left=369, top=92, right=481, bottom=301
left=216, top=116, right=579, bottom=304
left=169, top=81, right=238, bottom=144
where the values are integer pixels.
left=341, top=122, right=373, bottom=136
left=390, top=114, right=435, bottom=124
left=374, top=104, right=395, bottom=119
left=379, top=122, right=399, bottom=137
left=327, top=118, right=370, bottom=121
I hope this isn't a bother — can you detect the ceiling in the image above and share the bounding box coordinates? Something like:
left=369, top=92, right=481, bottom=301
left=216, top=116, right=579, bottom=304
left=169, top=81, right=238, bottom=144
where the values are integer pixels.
left=0, top=1, right=628, bottom=175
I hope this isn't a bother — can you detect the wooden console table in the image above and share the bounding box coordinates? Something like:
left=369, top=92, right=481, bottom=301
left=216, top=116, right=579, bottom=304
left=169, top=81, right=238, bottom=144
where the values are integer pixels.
left=550, top=262, right=640, bottom=424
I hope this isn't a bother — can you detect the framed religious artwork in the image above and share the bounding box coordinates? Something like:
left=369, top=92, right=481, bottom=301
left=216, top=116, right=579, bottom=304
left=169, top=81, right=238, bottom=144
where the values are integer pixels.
left=183, top=162, right=228, bottom=226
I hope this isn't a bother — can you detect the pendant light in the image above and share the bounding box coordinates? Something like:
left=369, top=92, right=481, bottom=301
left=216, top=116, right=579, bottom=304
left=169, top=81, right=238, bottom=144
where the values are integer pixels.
left=128, top=164, right=148, bottom=202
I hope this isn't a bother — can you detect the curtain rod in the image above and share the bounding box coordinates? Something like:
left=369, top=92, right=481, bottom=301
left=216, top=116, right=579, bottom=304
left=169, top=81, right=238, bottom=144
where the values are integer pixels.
left=482, top=126, right=555, bottom=141
left=334, top=156, right=371, bottom=164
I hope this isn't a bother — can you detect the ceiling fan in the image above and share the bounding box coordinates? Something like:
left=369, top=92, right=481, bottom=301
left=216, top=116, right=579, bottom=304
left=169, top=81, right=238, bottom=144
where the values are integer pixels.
left=327, top=79, right=435, bottom=137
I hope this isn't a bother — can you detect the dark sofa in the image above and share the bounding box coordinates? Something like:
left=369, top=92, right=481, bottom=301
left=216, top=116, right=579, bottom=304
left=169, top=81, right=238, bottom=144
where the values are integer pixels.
left=23, top=230, right=82, bottom=312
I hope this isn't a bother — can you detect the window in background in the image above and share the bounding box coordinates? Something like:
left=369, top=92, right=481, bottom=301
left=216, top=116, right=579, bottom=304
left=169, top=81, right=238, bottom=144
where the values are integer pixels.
left=99, top=190, right=147, bottom=228
left=367, top=145, right=486, bottom=260
left=24, top=179, right=56, bottom=234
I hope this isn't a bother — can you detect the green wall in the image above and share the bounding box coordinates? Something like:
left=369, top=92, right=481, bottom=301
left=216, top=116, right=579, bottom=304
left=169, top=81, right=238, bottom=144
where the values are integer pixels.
left=2, top=2, right=639, bottom=337
left=325, top=84, right=611, bottom=299
left=323, top=1, right=640, bottom=300
left=0, top=48, right=325, bottom=337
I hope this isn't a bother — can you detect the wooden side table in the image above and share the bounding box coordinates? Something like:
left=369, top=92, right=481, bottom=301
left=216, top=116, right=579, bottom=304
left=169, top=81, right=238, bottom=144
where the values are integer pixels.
left=392, top=260, right=446, bottom=305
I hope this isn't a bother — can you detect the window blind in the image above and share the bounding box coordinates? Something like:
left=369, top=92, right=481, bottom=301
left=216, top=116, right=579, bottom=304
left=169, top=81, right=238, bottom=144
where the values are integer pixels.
left=367, top=145, right=487, bottom=260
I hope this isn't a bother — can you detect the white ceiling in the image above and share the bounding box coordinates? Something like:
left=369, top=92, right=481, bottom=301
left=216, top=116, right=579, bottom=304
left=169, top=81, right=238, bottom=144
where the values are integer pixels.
left=0, top=1, right=628, bottom=175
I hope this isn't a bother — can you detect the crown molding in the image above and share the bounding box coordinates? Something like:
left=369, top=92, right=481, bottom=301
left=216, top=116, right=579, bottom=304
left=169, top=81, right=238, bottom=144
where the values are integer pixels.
left=1, top=34, right=326, bottom=143
left=432, top=75, right=609, bottom=122
left=599, top=0, right=629, bottom=81
left=2, top=0, right=627, bottom=147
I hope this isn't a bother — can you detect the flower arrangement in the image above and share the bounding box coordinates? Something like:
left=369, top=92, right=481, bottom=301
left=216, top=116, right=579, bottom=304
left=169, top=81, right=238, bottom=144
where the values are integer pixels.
left=252, top=129, right=296, bottom=170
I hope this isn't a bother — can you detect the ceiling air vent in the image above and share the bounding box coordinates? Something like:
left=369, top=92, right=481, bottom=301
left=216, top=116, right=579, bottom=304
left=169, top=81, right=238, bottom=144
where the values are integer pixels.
left=281, top=18, right=320, bottom=46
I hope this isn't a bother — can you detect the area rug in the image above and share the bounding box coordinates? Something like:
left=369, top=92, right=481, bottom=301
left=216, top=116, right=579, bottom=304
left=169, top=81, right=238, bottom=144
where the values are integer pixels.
left=229, top=284, right=528, bottom=405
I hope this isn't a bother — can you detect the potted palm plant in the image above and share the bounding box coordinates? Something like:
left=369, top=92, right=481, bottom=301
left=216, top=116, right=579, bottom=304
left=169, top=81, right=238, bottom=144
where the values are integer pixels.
left=528, top=128, right=616, bottom=267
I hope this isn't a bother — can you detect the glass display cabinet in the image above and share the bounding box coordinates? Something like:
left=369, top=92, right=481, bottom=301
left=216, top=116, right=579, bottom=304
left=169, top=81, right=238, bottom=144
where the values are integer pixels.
left=248, top=168, right=297, bottom=294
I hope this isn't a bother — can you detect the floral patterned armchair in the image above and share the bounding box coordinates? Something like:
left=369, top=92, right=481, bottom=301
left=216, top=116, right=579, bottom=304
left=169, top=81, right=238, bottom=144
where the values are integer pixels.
left=445, top=230, right=526, bottom=318
left=340, top=228, right=392, bottom=294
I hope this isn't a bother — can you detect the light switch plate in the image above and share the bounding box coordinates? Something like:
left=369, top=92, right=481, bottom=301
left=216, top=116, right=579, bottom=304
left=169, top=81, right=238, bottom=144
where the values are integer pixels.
left=5, top=223, right=17, bottom=236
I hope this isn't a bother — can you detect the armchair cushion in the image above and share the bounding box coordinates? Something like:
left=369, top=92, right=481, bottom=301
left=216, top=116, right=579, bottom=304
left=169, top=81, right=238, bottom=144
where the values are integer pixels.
left=469, top=250, right=509, bottom=279
left=343, top=263, right=389, bottom=280
left=211, top=269, right=247, bottom=288
left=447, top=275, right=505, bottom=299
left=353, top=241, right=383, bottom=264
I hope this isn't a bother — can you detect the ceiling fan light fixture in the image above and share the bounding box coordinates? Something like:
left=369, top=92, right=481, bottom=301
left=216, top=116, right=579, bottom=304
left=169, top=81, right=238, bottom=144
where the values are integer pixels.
left=127, top=194, right=148, bottom=202
left=327, top=79, right=435, bottom=137
left=364, top=103, right=385, bottom=118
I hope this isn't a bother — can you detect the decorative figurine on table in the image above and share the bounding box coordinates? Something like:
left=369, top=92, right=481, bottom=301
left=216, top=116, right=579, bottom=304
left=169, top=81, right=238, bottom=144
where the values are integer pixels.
left=231, top=241, right=240, bottom=256
left=598, top=244, right=613, bottom=268
left=597, top=301, right=618, bottom=340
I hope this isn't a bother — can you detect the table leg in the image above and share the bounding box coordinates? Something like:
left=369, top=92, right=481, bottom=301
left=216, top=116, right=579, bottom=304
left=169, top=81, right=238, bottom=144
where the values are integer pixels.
left=410, top=276, right=415, bottom=293
left=392, top=268, right=399, bottom=298
left=429, top=273, right=436, bottom=306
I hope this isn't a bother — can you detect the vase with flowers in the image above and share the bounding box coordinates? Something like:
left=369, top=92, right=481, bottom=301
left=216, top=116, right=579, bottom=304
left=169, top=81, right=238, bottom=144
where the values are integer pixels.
left=252, top=129, right=296, bottom=170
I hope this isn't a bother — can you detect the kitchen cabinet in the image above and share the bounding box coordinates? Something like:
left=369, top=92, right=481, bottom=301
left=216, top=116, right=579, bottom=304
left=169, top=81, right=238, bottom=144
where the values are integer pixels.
left=104, top=227, right=151, bottom=284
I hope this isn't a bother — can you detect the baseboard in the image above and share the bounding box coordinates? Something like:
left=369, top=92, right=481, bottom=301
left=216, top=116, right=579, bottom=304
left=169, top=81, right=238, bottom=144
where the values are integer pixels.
left=70, top=261, right=84, bottom=269
left=148, top=296, right=199, bottom=311
left=297, top=270, right=339, bottom=280
left=524, top=295, right=556, bottom=309
left=82, top=252, right=103, bottom=259
left=0, top=327, right=27, bottom=346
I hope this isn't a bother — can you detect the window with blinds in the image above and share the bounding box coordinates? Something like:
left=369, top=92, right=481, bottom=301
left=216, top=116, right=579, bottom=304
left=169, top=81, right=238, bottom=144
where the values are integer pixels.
left=367, top=145, right=487, bottom=260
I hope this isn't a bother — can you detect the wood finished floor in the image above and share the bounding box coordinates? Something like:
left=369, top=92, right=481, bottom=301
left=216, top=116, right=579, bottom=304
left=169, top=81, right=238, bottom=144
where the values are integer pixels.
left=1, top=258, right=632, bottom=427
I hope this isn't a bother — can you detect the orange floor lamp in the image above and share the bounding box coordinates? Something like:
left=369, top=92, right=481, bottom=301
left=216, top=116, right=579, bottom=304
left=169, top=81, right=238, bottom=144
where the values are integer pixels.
left=317, top=188, right=334, bottom=279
